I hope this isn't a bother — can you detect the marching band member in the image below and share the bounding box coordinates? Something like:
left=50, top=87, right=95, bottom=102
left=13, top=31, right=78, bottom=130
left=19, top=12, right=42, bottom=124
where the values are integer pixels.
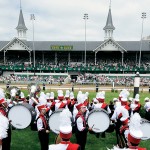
left=95, top=91, right=111, bottom=114
left=29, top=85, right=40, bottom=108
left=120, top=90, right=131, bottom=116
left=128, top=97, right=133, bottom=107
left=64, top=90, right=70, bottom=100
left=126, top=113, right=145, bottom=149
left=109, top=113, right=147, bottom=150
left=37, top=104, right=50, bottom=150
left=49, top=92, right=56, bottom=112
left=49, top=109, right=80, bottom=150
left=74, top=94, right=92, bottom=150
left=94, top=91, right=111, bottom=138
left=108, top=98, right=119, bottom=118
left=83, top=92, right=90, bottom=108
left=55, top=90, right=68, bottom=110
left=0, top=112, right=9, bottom=150
left=144, top=97, right=150, bottom=121
left=68, top=92, right=76, bottom=114
left=111, top=102, right=128, bottom=147
left=0, top=89, right=11, bottom=150
left=130, top=94, right=141, bottom=115
left=18, top=91, right=27, bottom=103
left=119, top=107, right=129, bottom=147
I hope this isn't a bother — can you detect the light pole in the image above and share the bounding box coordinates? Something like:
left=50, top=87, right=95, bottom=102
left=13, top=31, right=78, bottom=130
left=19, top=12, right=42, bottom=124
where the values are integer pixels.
left=30, top=14, right=35, bottom=68
left=139, top=12, right=146, bottom=68
left=83, top=13, right=88, bottom=67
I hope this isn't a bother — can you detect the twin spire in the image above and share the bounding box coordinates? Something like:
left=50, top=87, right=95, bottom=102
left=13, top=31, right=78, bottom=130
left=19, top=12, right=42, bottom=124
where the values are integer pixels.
left=103, top=0, right=115, bottom=40
left=15, top=0, right=115, bottom=41
left=16, top=0, right=27, bottom=41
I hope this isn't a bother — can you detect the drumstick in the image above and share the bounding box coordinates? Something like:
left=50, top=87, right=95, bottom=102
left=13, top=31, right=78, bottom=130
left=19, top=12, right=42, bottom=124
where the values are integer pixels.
left=92, top=124, right=95, bottom=129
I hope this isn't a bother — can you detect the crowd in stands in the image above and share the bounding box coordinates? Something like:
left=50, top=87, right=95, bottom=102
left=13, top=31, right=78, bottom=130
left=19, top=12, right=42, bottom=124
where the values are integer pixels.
left=0, top=73, right=149, bottom=86
left=0, top=74, right=66, bottom=84
left=0, top=55, right=150, bottom=72
left=76, top=74, right=150, bottom=86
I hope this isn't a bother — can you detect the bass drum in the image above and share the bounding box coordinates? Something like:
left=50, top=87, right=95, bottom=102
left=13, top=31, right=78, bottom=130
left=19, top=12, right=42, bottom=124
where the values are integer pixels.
left=87, top=108, right=110, bottom=133
left=48, top=109, right=64, bottom=134
left=140, top=118, right=150, bottom=140
left=8, top=103, right=36, bottom=129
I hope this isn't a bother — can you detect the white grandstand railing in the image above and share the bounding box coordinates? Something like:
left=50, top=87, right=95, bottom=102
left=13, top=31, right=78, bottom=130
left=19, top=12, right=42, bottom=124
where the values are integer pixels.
left=85, top=73, right=150, bottom=77
left=13, top=72, right=68, bottom=76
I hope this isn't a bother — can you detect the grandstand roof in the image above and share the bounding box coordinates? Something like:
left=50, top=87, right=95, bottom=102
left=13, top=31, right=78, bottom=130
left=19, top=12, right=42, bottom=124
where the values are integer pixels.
left=0, top=40, right=150, bottom=52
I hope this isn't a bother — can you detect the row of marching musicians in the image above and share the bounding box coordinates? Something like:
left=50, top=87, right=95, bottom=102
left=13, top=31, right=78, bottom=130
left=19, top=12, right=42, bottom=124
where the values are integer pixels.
left=31, top=88, right=149, bottom=150
left=1, top=86, right=150, bottom=150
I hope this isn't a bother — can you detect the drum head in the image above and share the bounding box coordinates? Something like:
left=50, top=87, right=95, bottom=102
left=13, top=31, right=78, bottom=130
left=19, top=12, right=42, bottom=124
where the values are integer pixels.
left=49, top=109, right=63, bottom=134
left=8, top=104, right=33, bottom=129
left=87, top=108, right=110, bottom=133
left=141, top=119, right=150, bottom=140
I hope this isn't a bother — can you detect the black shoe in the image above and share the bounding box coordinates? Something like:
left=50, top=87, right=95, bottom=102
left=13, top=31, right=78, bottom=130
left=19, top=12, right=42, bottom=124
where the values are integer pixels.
left=95, top=133, right=100, bottom=138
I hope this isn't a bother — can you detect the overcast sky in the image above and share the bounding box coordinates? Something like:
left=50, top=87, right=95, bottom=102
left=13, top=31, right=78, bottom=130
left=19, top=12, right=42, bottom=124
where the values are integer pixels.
left=0, top=0, right=150, bottom=41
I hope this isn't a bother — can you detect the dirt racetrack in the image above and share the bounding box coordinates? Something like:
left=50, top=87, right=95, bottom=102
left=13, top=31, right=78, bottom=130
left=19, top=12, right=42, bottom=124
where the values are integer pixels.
left=0, top=83, right=149, bottom=92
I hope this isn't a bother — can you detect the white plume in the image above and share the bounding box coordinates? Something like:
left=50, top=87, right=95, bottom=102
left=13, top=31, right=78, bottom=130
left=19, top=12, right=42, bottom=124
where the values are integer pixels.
left=135, top=94, right=139, bottom=99
left=0, top=88, right=5, bottom=99
left=77, top=93, right=84, bottom=104
left=59, top=109, right=72, bottom=126
left=129, top=113, right=141, bottom=131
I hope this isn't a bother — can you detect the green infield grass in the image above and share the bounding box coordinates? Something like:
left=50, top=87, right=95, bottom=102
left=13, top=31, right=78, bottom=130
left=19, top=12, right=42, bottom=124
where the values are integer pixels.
left=8, top=89, right=150, bottom=150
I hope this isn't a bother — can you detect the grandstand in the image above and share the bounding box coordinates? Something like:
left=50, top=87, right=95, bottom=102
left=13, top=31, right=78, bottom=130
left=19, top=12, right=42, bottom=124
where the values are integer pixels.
left=0, top=2, right=150, bottom=84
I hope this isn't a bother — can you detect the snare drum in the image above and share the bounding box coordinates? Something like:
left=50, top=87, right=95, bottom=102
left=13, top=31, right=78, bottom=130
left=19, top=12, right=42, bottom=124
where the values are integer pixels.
left=87, top=108, right=110, bottom=133
left=48, top=109, right=64, bottom=134
left=140, top=118, right=150, bottom=140
left=8, top=103, right=36, bottom=129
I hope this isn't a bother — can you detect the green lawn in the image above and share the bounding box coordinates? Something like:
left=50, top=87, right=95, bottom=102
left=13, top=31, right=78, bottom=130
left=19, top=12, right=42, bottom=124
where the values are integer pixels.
left=9, top=90, right=150, bottom=150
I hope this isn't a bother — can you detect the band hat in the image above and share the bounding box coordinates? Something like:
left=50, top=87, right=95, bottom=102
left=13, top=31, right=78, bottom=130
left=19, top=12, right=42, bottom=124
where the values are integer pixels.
left=85, top=92, right=89, bottom=100
left=37, top=104, right=46, bottom=111
left=69, top=92, right=74, bottom=100
left=40, top=91, right=45, bottom=97
left=57, top=90, right=64, bottom=100
left=39, top=95, right=47, bottom=105
left=128, top=113, right=143, bottom=145
left=77, top=93, right=84, bottom=104
left=59, top=109, right=72, bottom=139
left=144, top=97, right=150, bottom=102
left=121, top=90, right=130, bottom=102
left=20, top=92, right=25, bottom=99
left=45, top=93, right=50, bottom=99
left=134, top=94, right=140, bottom=102
left=93, top=98, right=99, bottom=103
left=76, top=103, right=86, bottom=111
left=50, top=92, right=54, bottom=100
left=101, top=91, right=105, bottom=97
left=0, top=99, right=6, bottom=105
left=0, top=89, right=5, bottom=100
left=78, top=91, right=82, bottom=95
left=96, top=92, right=105, bottom=102
left=113, top=98, right=118, bottom=102
left=119, top=89, right=129, bottom=100
left=65, top=90, right=70, bottom=98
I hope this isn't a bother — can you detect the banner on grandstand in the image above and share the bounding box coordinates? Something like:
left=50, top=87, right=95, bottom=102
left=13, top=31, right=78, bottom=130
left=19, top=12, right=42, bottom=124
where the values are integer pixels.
left=50, top=45, right=73, bottom=51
